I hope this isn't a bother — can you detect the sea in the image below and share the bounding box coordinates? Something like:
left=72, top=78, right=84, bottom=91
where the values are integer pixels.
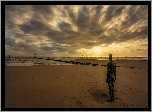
left=5, top=56, right=148, bottom=66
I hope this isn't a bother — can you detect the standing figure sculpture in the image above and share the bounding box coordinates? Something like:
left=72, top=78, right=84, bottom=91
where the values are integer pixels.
left=106, top=54, right=116, bottom=102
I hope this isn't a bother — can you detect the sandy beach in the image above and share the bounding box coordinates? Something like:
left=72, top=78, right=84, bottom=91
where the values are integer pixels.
left=5, top=60, right=148, bottom=108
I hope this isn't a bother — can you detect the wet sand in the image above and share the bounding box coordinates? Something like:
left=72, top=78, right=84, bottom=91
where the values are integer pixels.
left=5, top=60, right=148, bottom=108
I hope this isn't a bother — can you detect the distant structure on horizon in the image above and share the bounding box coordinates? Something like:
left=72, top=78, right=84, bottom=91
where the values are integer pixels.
left=9, top=55, right=10, bottom=58
left=34, top=53, right=36, bottom=58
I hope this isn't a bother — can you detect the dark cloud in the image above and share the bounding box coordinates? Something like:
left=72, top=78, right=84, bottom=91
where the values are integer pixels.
left=45, top=24, right=80, bottom=44
left=5, top=5, right=17, bottom=12
left=117, top=25, right=148, bottom=43
left=8, top=42, right=38, bottom=53
left=31, top=5, right=55, bottom=21
left=80, top=41, right=97, bottom=47
left=40, top=46, right=55, bottom=51
left=5, top=5, right=31, bottom=26
left=45, top=29, right=61, bottom=37
left=32, top=5, right=53, bottom=14
left=5, top=5, right=148, bottom=56
left=103, top=5, right=125, bottom=24
left=18, top=42, right=38, bottom=52
left=104, top=36, right=117, bottom=44
left=115, top=6, right=125, bottom=15
left=104, top=6, right=116, bottom=23
left=58, top=22, right=73, bottom=31
left=57, top=47, right=68, bottom=52
left=76, top=7, right=90, bottom=32
left=5, top=5, right=29, bottom=13
left=89, top=22, right=104, bottom=34
left=5, top=35, right=39, bottom=53
left=95, top=5, right=103, bottom=16
left=5, top=38, right=16, bottom=46
left=19, top=19, right=51, bottom=35
left=68, top=12, right=77, bottom=23
left=121, top=13, right=139, bottom=29
left=127, top=5, right=139, bottom=15
left=120, top=5, right=148, bottom=30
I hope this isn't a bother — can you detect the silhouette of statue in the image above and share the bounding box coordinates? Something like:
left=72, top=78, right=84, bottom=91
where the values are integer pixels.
left=106, top=54, right=116, bottom=102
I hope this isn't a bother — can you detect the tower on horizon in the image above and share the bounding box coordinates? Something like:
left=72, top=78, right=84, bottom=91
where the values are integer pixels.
left=34, top=53, right=36, bottom=58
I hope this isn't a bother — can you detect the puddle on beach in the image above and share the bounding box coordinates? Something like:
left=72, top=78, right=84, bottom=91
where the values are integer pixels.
left=5, top=62, right=75, bottom=66
left=5, top=58, right=76, bottom=66
left=5, top=57, right=148, bottom=67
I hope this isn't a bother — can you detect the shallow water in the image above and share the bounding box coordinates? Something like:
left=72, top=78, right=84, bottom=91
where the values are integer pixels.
left=5, top=57, right=148, bottom=66
left=5, top=58, right=75, bottom=66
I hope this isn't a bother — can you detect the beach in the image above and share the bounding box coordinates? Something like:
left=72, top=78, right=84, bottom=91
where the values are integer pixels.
left=5, top=60, right=148, bottom=108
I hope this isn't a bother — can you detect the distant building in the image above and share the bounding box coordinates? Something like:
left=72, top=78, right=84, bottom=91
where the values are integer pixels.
left=34, top=53, right=36, bottom=58
left=9, top=55, right=10, bottom=58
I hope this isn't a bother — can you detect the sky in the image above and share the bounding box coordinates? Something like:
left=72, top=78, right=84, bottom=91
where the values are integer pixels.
left=5, top=5, right=148, bottom=57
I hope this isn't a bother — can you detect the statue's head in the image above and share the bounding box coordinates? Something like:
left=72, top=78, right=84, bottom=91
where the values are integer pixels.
left=109, top=54, right=112, bottom=60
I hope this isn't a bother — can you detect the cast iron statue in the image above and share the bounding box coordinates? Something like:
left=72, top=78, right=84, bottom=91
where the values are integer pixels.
left=106, top=54, right=116, bottom=102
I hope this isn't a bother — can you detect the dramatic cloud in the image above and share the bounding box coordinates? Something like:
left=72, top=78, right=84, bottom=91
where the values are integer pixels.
left=5, top=5, right=148, bottom=57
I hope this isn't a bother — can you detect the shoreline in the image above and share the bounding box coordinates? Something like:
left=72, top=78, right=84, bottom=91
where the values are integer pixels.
left=5, top=60, right=148, bottom=108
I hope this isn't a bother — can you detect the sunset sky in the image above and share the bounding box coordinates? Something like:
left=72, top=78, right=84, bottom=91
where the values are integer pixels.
left=5, top=5, right=148, bottom=57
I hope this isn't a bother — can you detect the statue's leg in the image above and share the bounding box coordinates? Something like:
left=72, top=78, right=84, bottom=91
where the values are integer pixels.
left=111, top=83, right=114, bottom=101
left=107, top=81, right=114, bottom=102
left=107, top=82, right=113, bottom=102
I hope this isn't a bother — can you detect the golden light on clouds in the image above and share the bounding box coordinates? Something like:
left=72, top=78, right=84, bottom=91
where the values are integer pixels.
left=5, top=5, right=148, bottom=57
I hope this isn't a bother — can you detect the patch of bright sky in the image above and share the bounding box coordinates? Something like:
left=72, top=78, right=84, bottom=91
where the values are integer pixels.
left=38, top=41, right=53, bottom=47
left=5, top=28, right=15, bottom=38
left=60, top=44, right=71, bottom=47
left=76, top=37, right=147, bottom=57
left=15, top=38, right=26, bottom=44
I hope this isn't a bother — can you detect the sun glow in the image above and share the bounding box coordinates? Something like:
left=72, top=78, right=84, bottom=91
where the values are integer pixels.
left=92, top=46, right=102, bottom=54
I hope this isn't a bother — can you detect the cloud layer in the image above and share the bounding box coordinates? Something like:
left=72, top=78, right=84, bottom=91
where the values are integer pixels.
left=5, top=5, right=148, bottom=57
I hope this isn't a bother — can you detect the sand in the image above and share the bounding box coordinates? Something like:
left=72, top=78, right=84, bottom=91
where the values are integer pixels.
left=5, top=60, right=148, bottom=108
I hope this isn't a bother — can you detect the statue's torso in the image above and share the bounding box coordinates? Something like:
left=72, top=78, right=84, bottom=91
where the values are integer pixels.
left=107, top=60, right=116, bottom=80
